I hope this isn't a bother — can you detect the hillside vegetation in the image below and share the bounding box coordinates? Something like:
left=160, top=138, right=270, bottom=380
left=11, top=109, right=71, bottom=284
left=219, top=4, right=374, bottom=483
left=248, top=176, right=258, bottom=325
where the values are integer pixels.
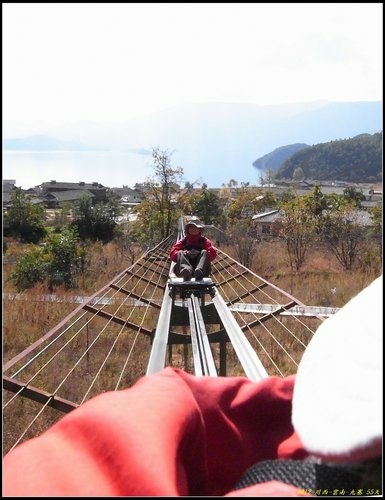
left=275, top=132, right=382, bottom=182
left=252, top=143, right=309, bottom=171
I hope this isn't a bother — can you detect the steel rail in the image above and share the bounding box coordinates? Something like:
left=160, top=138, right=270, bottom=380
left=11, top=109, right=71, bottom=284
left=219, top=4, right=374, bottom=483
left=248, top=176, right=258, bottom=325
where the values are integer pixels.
left=211, top=288, right=268, bottom=381
left=188, top=295, right=217, bottom=377
left=146, top=286, right=173, bottom=375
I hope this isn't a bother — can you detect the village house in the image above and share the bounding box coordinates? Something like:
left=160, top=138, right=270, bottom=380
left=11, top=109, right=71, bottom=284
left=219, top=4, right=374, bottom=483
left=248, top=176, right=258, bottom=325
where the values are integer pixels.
left=252, top=210, right=282, bottom=238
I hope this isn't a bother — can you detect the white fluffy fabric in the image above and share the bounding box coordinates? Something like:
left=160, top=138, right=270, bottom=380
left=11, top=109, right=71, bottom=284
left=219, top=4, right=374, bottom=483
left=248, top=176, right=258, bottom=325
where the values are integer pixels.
left=292, top=275, right=382, bottom=462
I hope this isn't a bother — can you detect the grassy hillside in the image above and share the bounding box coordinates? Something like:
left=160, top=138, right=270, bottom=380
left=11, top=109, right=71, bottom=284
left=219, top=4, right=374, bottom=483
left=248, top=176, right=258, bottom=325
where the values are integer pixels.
left=275, top=132, right=382, bottom=182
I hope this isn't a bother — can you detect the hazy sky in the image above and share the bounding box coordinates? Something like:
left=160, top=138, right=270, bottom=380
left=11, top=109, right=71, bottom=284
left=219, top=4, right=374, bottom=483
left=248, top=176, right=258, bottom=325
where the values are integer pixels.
left=3, top=2, right=382, bottom=133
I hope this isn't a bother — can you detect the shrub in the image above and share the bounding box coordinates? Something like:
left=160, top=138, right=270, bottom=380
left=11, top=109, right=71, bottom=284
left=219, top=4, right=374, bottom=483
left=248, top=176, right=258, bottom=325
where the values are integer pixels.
left=10, top=247, right=49, bottom=291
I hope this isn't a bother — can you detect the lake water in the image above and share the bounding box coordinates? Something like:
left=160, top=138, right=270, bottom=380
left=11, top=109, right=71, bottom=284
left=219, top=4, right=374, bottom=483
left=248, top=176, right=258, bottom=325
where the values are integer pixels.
left=3, top=150, right=155, bottom=190
left=3, top=150, right=265, bottom=190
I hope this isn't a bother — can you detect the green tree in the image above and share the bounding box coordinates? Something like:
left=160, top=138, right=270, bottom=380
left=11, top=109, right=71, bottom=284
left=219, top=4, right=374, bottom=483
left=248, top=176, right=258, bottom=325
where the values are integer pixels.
left=92, top=194, right=121, bottom=243
left=342, top=186, right=366, bottom=207
left=176, top=189, right=196, bottom=219
left=259, top=169, right=275, bottom=187
left=132, top=148, right=183, bottom=243
left=10, top=246, right=50, bottom=292
left=53, top=202, right=73, bottom=228
left=227, top=187, right=276, bottom=223
left=115, top=229, right=144, bottom=266
left=150, top=147, right=183, bottom=238
left=228, top=220, right=258, bottom=268
left=184, top=181, right=194, bottom=191
left=190, top=185, right=223, bottom=225
left=71, top=194, right=121, bottom=243
left=71, top=196, right=94, bottom=240
left=319, top=202, right=365, bottom=270
left=279, top=196, right=316, bottom=272
left=279, top=189, right=296, bottom=204
left=293, top=167, right=304, bottom=181
left=368, top=204, right=382, bottom=253
left=130, top=199, right=162, bottom=246
left=9, top=228, right=87, bottom=291
left=46, top=227, right=86, bottom=289
left=306, top=185, right=328, bottom=217
left=225, top=187, right=276, bottom=267
left=3, top=189, right=47, bottom=243
left=303, top=185, right=331, bottom=234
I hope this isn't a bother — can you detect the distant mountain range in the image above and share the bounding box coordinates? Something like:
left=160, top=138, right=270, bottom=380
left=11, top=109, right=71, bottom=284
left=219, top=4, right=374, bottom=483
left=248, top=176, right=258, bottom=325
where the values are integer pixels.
left=3, top=134, right=106, bottom=152
left=3, top=100, right=382, bottom=187
left=252, top=143, right=310, bottom=171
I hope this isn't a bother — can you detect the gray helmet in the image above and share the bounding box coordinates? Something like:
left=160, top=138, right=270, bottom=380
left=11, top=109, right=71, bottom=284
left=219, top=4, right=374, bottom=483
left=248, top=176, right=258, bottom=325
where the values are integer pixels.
left=185, top=219, right=204, bottom=231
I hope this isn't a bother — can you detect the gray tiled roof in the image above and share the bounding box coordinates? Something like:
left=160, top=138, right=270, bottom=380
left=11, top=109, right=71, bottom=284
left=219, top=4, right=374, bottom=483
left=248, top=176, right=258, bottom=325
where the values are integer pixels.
left=48, top=189, right=95, bottom=202
left=252, top=210, right=280, bottom=223
left=40, top=181, right=105, bottom=190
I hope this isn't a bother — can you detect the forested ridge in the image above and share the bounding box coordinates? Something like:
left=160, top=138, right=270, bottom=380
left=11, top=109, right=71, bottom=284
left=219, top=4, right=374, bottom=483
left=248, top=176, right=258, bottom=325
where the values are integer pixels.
left=252, top=143, right=309, bottom=171
left=275, top=132, right=382, bottom=182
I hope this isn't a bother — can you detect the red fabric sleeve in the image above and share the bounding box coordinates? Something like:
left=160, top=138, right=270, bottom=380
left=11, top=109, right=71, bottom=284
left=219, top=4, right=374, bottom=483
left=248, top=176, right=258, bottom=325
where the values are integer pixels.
left=203, top=237, right=217, bottom=262
left=2, top=368, right=308, bottom=497
left=170, top=239, right=184, bottom=262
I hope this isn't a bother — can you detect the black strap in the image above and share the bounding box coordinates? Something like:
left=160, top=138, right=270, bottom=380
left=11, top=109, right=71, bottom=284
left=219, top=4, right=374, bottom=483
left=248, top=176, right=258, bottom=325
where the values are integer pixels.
left=233, top=458, right=381, bottom=494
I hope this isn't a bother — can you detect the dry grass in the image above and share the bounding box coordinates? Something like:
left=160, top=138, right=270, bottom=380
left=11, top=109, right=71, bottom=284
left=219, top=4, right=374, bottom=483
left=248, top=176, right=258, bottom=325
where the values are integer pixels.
left=3, top=240, right=138, bottom=363
left=248, top=239, right=381, bottom=308
left=3, top=237, right=381, bottom=363
left=4, top=237, right=381, bottom=363
left=2, top=236, right=382, bottom=454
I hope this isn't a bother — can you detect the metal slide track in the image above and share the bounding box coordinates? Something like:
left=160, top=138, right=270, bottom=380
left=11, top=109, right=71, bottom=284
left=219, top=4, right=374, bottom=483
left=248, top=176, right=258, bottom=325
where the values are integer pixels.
left=211, top=290, right=268, bottom=381
left=3, top=233, right=325, bottom=454
left=146, top=287, right=173, bottom=375
left=148, top=276, right=267, bottom=380
left=188, top=294, right=217, bottom=377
